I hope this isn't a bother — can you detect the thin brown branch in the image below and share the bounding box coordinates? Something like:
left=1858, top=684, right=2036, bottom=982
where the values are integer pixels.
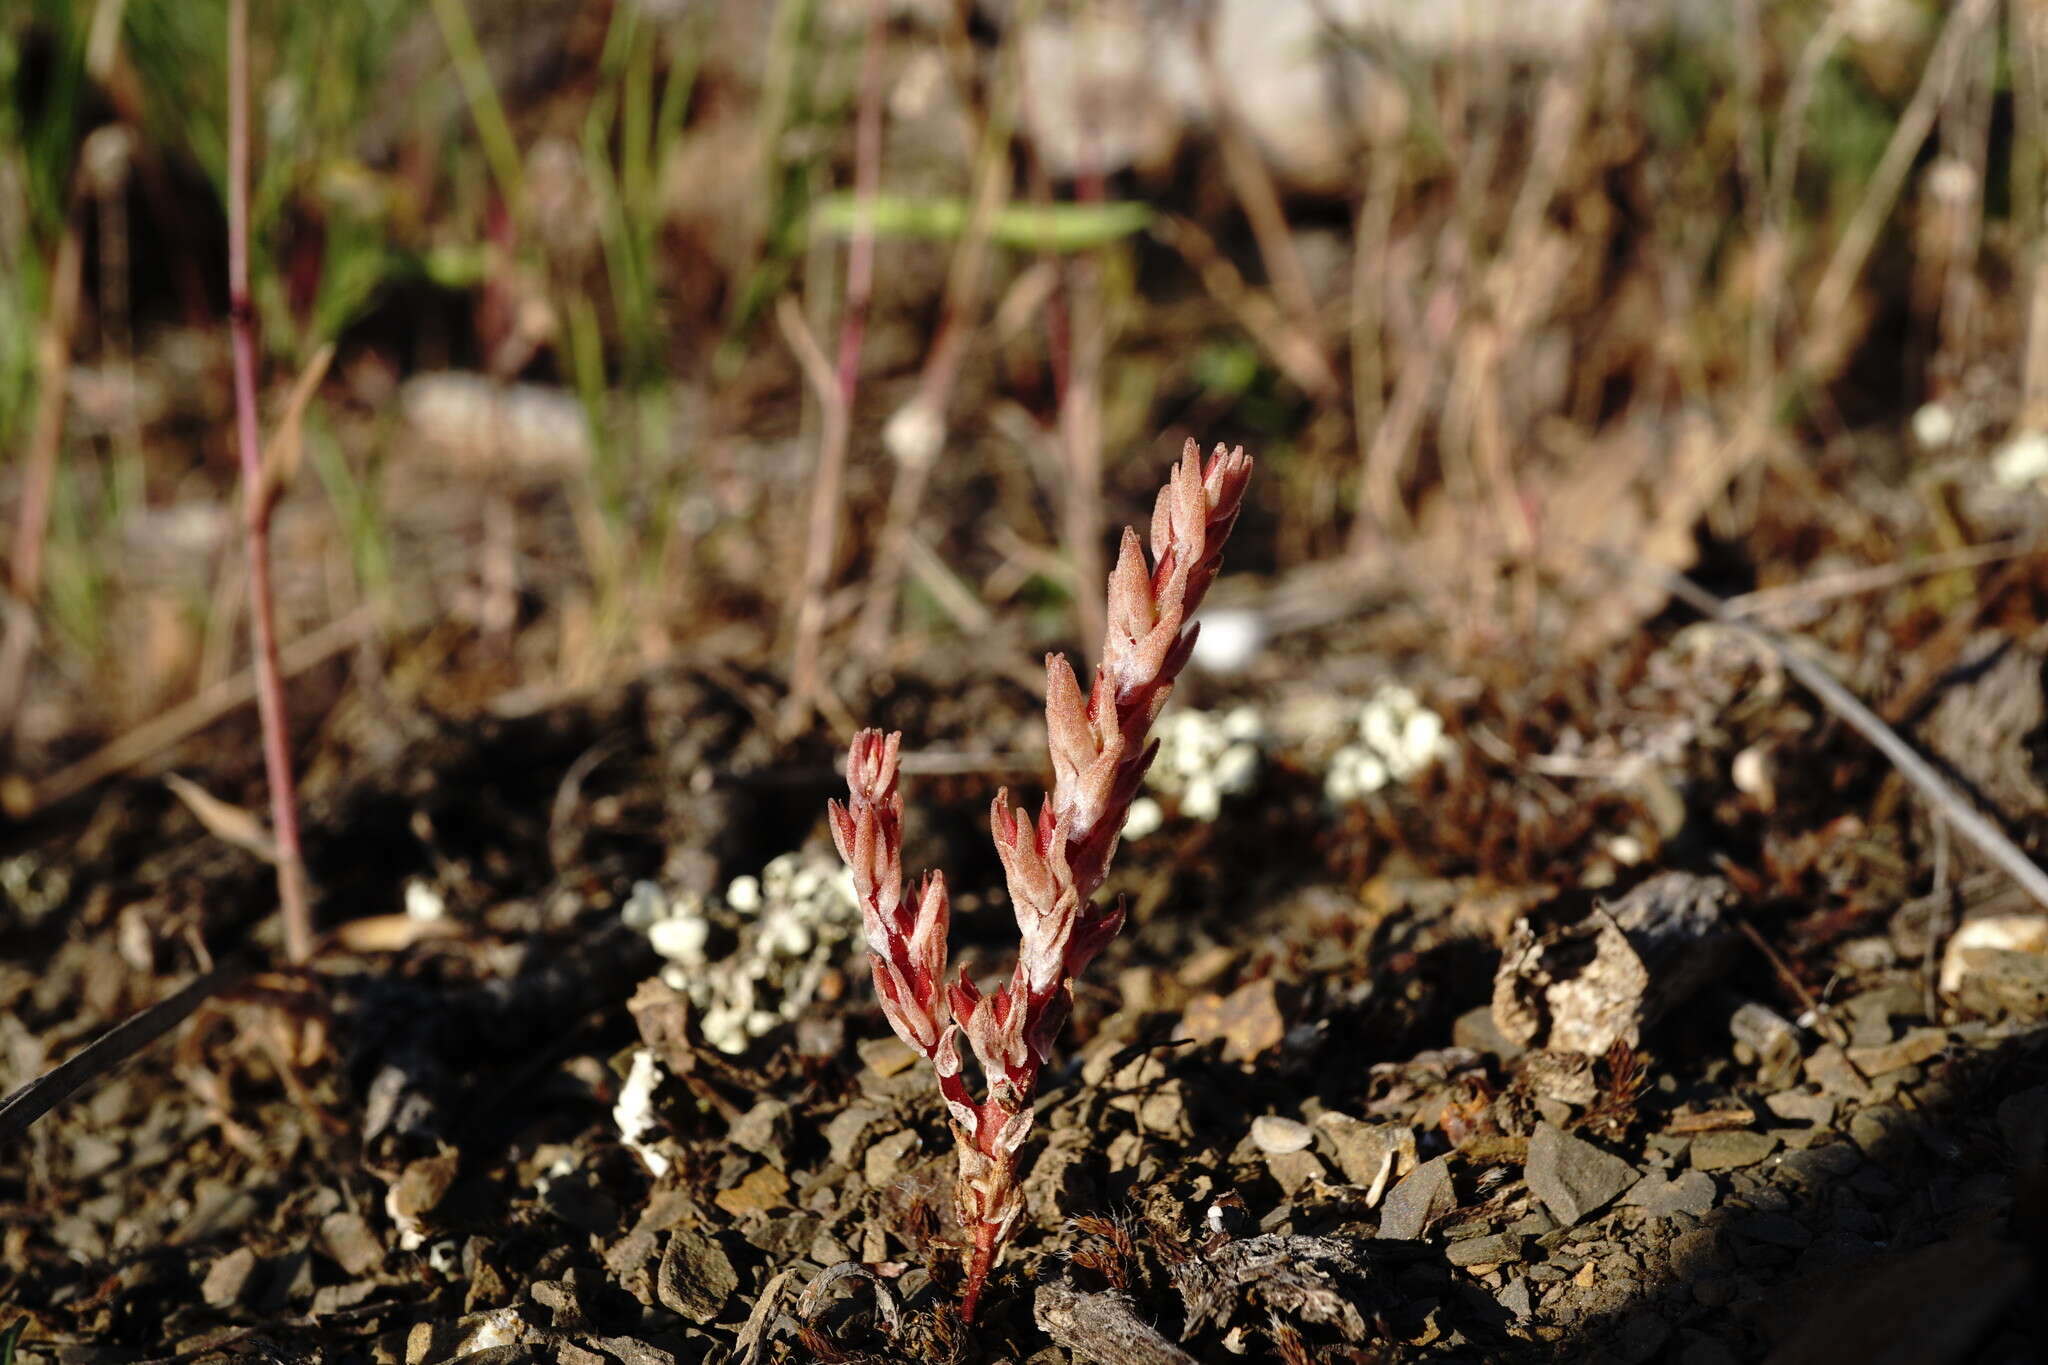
left=1644, top=556, right=2048, bottom=915
left=1804, top=0, right=1996, bottom=371
left=0, top=959, right=253, bottom=1147
left=9, top=607, right=374, bottom=818
left=782, top=0, right=885, bottom=737
left=855, top=20, right=1024, bottom=658
left=0, top=203, right=86, bottom=744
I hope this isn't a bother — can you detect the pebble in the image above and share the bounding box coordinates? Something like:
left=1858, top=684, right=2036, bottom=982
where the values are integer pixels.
left=1314, top=1113, right=1414, bottom=1188
left=1764, top=1091, right=1834, bottom=1127
left=1623, top=1170, right=1717, bottom=1219
left=1848, top=1105, right=1916, bottom=1160
left=1846, top=1027, right=1948, bottom=1077
left=1266, top=1147, right=1328, bottom=1196
left=1734, top=1212, right=1812, bottom=1249
left=824, top=1101, right=891, bottom=1167
left=1378, top=1154, right=1455, bottom=1241
left=1446, top=1232, right=1525, bottom=1266
left=1775, top=1141, right=1860, bottom=1188
left=1180, top=977, right=1289, bottom=1062
left=712, top=1164, right=790, bottom=1218
left=201, top=1246, right=258, bottom=1309
left=728, top=1100, right=794, bottom=1164
left=1688, top=1130, right=1778, bottom=1172
left=1251, top=1115, right=1314, bottom=1154
left=863, top=1130, right=921, bottom=1188
left=656, top=1229, right=736, bottom=1324
left=1615, top=1310, right=1671, bottom=1363
left=320, top=1210, right=383, bottom=1277
left=1525, top=1123, right=1638, bottom=1227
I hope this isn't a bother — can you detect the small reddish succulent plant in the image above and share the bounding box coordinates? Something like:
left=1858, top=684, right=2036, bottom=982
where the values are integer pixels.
left=829, top=439, right=1253, bottom=1320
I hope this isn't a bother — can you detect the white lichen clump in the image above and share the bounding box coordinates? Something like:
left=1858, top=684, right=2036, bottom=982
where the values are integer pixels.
left=612, top=1046, right=671, bottom=1177
left=1139, top=705, right=1264, bottom=825
left=1324, top=684, right=1448, bottom=803
left=1993, top=429, right=2048, bottom=488
left=621, top=851, right=861, bottom=1055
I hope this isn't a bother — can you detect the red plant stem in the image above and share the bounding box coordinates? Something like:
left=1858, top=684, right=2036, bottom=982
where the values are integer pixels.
left=227, top=0, right=312, bottom=964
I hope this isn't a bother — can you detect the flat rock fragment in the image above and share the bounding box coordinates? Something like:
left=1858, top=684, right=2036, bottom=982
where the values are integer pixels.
left=1377, top=1154, right=1454, bottom=1240
left=657, top=1229, right=737, bottom=1324
left=1623, top=1170, right=1717, bottom=1219
left=1688, top=1130, right=1778, bottom=1172
left=1525, top=1123, right=1637, bottom=1227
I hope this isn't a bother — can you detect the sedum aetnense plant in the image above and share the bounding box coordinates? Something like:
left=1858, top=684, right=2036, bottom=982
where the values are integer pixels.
left=829, top=440, right=1253, bottom=1320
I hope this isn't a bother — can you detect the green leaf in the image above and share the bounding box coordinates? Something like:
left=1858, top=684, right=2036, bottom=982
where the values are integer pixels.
left=810, top=194, right=1151, bottom=251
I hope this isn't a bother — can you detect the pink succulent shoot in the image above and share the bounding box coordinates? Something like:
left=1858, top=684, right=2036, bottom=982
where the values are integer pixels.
left=828, top=440, right=1252, bottom=1321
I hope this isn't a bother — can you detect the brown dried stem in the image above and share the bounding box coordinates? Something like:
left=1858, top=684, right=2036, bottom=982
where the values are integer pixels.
left=783, top=0, right=885, bottom=735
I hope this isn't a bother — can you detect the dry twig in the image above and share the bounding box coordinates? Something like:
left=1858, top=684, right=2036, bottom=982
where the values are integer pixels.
left=783, top=0, right=885, bottom=735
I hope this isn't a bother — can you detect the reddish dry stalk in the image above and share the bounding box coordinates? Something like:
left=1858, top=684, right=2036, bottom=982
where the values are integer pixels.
left=831, top=441, right=1252, bottom=1321
left=783, top=0, right=886, bottom=735
left=227, top=0, right=312, bottom=963
left=0, top=203, right=85, bottom=744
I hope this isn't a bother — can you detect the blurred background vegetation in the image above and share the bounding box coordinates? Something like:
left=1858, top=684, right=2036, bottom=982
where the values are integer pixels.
left=0, top=0, right=2038, bottom=803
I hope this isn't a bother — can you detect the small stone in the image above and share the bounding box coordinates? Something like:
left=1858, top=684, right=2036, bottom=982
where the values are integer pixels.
left=1669, top=1227, right=1726, bottom=1276
left=1688, top=1130, right=1778, bottom=1172
left=857, top=1036, right=919, bottom=1077
left=202, top=1246, right=259, bottom=1308
left=1849, top=1104, right=1916, bottom=1160
left=1446, top=1233, right=1524, bottom=1266
left=657, top=1229, right=737, bottom=1324
left=1623, top=1170, right=1717, bottom=1219
left=729, top=1100, right=794, bottom=1164
left=1846, top=1027, right=1947, bottom=1077
left=745, top=1212, right=823, bottom=1258
left=320, top=1210, right=383, bottom=1277
left=1955, top=948, right=2048, bottom=1019
left=1776, top=1141, right=1860, bottom=1188
left=1733, top=1212, right=1811, bottom=1249
left=1265, top=1147, right=1328, bottom=1196
left=1764, top=1091, right=1834, bottom=1127
left=1452, top=1004, right=1524, bottom=1060
left=713, top=1164, right=790, bottom=1218
left=392, top=1151, right=460, bottom=1222
left=1805, top=1044, right=1874, bottom=1101
left=825, top=1102, right=890, bottom=1167
left=1136, top=1083, right=1191, bottom=1138
left=310, top=1279, right=378, bottom=1316
left=1615, top=1310, right=1671, bottom=1363
left=1525, top=1124, right=1638, bottom=1227
left=863, top=1130, right=921, bottom=1188
left=1251, top=1115, right=1313, bottom=1154
left=1497, top=1276, right=1534, bottom=1319
left=592, top=1337, right=679, bottom=1365
left=1180, top=977, right=1289, bottom=1062
left=530, top=1276, right=585, bottom=1327
left=1377, top=1154, right=1455, bottom=1241
left=69, top=1134, right=123, bottom=1180
left=1314, top=1113, right=1414, bottom=1188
